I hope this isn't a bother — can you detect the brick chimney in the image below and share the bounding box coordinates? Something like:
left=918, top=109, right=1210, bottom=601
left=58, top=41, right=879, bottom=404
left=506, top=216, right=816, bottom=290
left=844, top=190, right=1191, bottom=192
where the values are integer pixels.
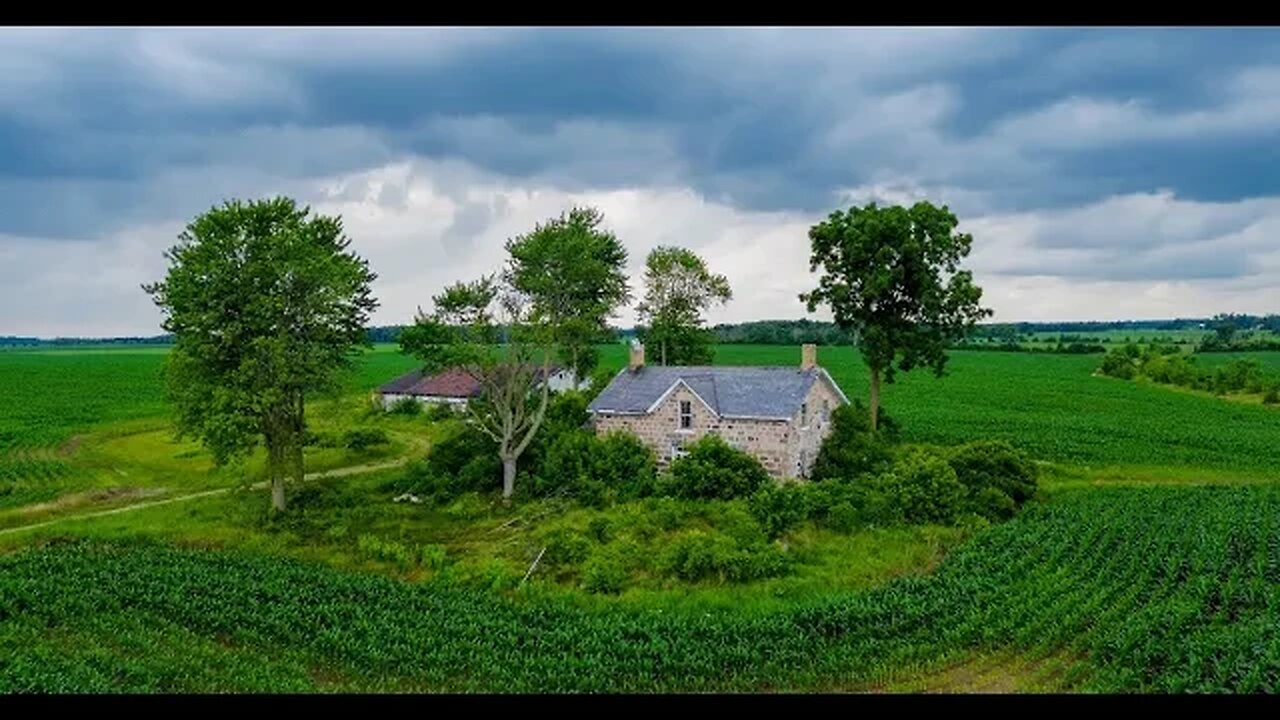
left=801, top=343, right=817, bottom=371
left=629, top=340, right=645, bottom=372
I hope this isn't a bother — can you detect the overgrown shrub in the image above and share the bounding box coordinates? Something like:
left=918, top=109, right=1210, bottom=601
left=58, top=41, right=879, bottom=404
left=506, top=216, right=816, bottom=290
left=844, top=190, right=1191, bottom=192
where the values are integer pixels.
left=809, top=401, right=896, bottom=482
left=586, top=516, right=613, bottom=543
left=969, top=485, right=1017, bottom=521
left=541, top=527, right=591, bottom=569
left=1264, top=387, right=1280, bottom=406
left=664, top=435, right=770, bottom=501
left=872, top=449, right=966, bottom=525
left=533, top=430, right=657, bottom=506
left=389, top=397, right=423, bottom=416
left=1099, top=346, right=1138, bottom=380
left=804, top=476, right=901, bottom=531
left=391, top=420, right=501, bottom=502
left=947, top=440, right=1039, bottom=506
left=659, top=530, right=789, bottom=583
left=581, top=550, right=628, bottom=594
left=535, top=431, right=608, bottom=505
left=343, top=428, right=390, bottom=452
left=355, top=535, right=445, bottom=571
left=749, top=483, right=810, bottom=539
left=303, top=429, right=340, bottom=448
left=825, top=500, right=864, bottom=534
left=424, top=403, right=457, bottom=422
left=597, top=432, right=659, bottom=500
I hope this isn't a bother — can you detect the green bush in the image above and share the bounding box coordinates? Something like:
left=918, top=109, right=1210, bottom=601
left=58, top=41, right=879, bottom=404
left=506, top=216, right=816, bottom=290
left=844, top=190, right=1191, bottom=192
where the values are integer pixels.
left=535, top=431, right=608, bottom=505
left=597, top=432, right=659, bottom=500
left=424, top=403, right=457, bottom=422
left=664, top=435, right=770, bottom=501
left=809, top=401, right=896, bottom=481
left=873, top=449, right=966, bottom=524
left=389, top=396, right=423, bottom=416
left=1264, top=387, right=1280, bottom=406
left=343, top=428, right=390, bottom=452
left=303, top=429, right=341, bottom=448
left=659, top=530, right=789, bottom=584
left=586, top=516, right=613, bottom=543
left=1099, top=346, right=1138, bottom=380
left=522, top=391, right=591, bottom=477
left=825, top=501, right=863, bottom=534
left=355, top=535, right=419, bottom=570
left=394, top=421, right=500, bottom=501
left=581, top=550, right=628, bottom=594
left=749, top=483, right=810, bottom=540
left=947, top=440, right=1039, bottom=505
left=533, top=430, right=657, bottom=506
left=970, top=485, right=1017, bottom=521
left=542, top=528, right=591, bottom=568
left=802, top=476, right=900, bottom=531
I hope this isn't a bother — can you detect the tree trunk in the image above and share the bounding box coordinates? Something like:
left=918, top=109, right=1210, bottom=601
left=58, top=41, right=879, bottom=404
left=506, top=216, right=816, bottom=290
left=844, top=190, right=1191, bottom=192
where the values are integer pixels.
left=502, top=455, right=516, bottom=504
left=271, top=473, right=286, bottom=513
left=661, top=340, right=668, bottom=367
left=267, top=436, right=287, bottom=513
left=291, top=393, right=306, bottom=487
left=869, top=364, right=882, bottom=433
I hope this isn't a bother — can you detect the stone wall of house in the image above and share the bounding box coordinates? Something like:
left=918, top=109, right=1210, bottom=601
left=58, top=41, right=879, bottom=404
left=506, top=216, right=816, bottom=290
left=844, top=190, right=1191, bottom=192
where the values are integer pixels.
left=592, top=384, right=795, bottom=478
left=784, top=376, right=846, bottom=478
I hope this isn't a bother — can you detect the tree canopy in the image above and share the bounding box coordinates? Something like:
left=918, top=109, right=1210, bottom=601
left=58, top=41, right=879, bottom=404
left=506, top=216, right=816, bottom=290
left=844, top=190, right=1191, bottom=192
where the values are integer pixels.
left=504, top=206, right=631, bottom=382
left=635, top=246, right=732, bottom=366
left=143, top=197, right=378, bottom=511
left=800, top=200, right=990, bottom=430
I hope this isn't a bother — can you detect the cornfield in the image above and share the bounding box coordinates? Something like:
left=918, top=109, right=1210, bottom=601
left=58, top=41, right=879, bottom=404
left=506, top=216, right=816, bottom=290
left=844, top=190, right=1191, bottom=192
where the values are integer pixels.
left=6, top=484, right=1280, bottom=692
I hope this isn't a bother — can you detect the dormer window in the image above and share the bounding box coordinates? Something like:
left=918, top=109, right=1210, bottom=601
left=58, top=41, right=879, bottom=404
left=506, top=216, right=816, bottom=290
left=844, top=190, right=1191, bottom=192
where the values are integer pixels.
left=679, top=400, right=693, bottom=429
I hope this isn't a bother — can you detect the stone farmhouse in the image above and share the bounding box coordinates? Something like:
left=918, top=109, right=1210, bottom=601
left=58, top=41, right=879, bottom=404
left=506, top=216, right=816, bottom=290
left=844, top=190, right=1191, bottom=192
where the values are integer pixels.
left=377, top=365, right=583, bottom=410
left=587, top=342, right=848, bottom=479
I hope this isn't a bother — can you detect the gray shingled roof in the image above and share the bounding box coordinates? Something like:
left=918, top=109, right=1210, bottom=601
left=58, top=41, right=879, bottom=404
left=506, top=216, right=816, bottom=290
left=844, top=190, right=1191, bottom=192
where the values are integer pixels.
left=587, top=365, right=845, bottom=419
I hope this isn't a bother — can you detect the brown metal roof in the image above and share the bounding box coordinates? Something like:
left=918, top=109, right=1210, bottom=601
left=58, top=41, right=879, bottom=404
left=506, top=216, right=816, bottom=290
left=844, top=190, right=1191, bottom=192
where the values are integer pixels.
left=378, top=365, right=565, bottom=399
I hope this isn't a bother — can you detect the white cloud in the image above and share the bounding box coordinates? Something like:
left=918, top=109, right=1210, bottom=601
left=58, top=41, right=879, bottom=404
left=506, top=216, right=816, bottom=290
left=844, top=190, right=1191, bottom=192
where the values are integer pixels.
left=990, top=64, right=1280, bottom=150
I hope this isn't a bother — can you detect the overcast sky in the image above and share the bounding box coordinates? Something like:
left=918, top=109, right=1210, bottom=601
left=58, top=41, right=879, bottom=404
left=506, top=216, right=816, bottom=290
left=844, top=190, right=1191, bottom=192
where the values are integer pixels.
left=2, top=27, right=1278, bottom=337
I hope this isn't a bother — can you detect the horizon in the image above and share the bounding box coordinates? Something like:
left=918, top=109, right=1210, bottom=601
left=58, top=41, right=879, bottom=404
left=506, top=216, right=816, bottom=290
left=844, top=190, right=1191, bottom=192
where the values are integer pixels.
left=2, top=27, right=1278, bottom=336
left=1, top=315, right=1243, bottom=344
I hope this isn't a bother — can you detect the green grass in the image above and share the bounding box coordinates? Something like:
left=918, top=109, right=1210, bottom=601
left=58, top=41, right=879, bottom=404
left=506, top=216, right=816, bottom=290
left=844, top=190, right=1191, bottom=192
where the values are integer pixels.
left=7, top=483, right=1280, bottom=692
left=0, top=345, right=423, bottom=513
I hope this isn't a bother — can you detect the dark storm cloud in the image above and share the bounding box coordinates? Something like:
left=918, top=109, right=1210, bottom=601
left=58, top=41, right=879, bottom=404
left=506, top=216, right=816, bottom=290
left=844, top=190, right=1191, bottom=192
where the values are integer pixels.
left=2, top=26, right=1280, bottom=328
left=5, top=27, right=1280, bottom=239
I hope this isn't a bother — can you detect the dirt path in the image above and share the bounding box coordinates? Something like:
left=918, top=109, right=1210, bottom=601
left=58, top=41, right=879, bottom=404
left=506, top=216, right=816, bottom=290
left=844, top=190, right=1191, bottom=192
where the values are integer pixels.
left=0, top=457, right=411, bottom=537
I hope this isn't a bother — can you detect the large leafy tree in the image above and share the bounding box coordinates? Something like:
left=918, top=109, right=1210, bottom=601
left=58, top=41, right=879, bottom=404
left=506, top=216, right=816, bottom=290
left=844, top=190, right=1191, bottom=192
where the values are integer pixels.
left=143, top=197, right=378, bottom=511
left=800, top=201, right=991, bottom=432
left=635, top=246, right=732, bottom=366
left=399, top=276, right=554, bottom=503
left=504, top=206, right=631, bottom=383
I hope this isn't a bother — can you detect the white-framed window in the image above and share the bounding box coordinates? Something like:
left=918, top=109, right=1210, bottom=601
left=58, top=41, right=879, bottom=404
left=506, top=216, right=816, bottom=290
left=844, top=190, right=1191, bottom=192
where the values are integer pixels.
left=679, top=400, right=693, bottom=430
left=670, top=441, right=689, bottom=460
left=822, top=399, right=830, bottom=424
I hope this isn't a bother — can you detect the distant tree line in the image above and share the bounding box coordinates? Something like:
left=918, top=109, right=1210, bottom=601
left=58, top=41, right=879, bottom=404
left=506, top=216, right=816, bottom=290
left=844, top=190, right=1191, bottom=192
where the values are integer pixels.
left=711, top=319, right=859, bottom=345
left=1196, top=313, right=1280, bottom=352
left=1099, top=343, right=1280, bottom=404
left=0, top=334, right=174, bottom=347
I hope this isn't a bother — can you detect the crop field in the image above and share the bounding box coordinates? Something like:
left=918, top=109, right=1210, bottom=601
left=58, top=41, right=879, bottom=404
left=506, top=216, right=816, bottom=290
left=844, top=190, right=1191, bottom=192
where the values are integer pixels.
left=4, top=341, right=1280, bottom=693
left=594, top=344, right=1280, bottom=476
left=5, top=483, right=1280, bottom=692
left=0, top=345, right=420, bottom=511
left=5, top=343, right=1280, bottom=507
